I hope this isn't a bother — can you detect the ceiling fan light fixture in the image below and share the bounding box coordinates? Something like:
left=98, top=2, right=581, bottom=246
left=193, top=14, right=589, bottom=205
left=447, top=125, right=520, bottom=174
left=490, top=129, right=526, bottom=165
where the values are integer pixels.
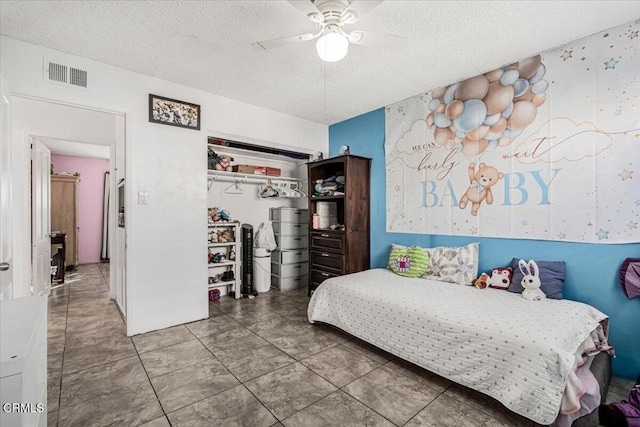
left=316, top=32, right=349, bottom=62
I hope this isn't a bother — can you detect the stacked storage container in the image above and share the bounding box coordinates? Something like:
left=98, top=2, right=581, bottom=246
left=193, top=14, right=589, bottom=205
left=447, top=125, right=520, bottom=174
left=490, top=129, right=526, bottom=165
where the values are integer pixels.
left=269, top=207, right=309, bottom=291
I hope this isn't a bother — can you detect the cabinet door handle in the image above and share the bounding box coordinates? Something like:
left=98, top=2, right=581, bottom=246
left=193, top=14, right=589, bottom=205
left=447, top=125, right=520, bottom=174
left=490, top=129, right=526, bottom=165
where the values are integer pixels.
left=295, top=252, right=302, bottom=255
left=293, top=225, right=301, bottom=228
left=321, top=253, right=329, bottom=257
left=294, top=211, right=302, bottom=215
left=293, top=265, right=301, bottom=268
left=293, top=238, right=301, bottom=241
left=321, top=233, right=329, bottom=237
left=321, top=272, right=329, bottom=277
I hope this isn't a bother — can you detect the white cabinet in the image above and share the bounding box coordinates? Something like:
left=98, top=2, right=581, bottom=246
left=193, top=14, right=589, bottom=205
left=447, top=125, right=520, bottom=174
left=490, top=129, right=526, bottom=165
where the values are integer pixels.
left=0, top=296, right=47, bottom=427
left=208, top=221, right=241, bottom=299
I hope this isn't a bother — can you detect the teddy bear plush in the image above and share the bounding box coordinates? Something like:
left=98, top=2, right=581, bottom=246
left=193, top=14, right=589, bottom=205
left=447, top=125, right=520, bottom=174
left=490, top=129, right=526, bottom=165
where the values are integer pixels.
left=473, top=272, right=490, bottom=289
left=459, top=163, right=504, bottom=216
left=215, top=155, right=233, bottom=172
left=487, top=267, right=513, bottom=290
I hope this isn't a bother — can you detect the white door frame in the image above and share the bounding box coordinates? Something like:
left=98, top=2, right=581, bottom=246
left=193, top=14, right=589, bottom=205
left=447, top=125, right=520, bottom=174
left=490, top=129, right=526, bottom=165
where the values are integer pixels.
left=31, top=138, right=51, bottom=296
left=11, top=95, right=126, bottom=313
left=0, top=74, right=13, bottom=298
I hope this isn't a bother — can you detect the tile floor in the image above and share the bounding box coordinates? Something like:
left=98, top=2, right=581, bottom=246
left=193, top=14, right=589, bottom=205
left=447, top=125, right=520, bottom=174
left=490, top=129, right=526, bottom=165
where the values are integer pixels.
left=47, top=264, right=636, bottom=427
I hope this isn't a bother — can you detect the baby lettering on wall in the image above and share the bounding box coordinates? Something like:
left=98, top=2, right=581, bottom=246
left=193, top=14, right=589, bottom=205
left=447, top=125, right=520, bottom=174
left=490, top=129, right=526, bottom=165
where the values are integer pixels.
left=421, top=168, right=563, bottom=208
left=416, top=147, right=460, bottom=181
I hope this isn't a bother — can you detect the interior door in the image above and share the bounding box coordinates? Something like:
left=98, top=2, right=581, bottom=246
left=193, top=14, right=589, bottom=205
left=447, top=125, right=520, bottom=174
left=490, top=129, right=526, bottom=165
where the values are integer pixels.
left=0, top=75, right=12, bottom=297
left=31, top=138, right=51, bottom=296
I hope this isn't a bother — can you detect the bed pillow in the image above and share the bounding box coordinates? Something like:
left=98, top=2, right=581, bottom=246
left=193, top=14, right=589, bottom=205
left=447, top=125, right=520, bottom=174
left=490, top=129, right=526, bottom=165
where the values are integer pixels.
left=388, top=244, right=430, bottom=278
left=421, top=242, right=479, bottom=285
left=508, top=258, right=565, bottom=299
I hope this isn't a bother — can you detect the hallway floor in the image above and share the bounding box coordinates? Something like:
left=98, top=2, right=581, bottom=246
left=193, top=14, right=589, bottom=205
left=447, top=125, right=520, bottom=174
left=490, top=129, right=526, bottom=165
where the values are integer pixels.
left=46, top=264, right=635, bottom=427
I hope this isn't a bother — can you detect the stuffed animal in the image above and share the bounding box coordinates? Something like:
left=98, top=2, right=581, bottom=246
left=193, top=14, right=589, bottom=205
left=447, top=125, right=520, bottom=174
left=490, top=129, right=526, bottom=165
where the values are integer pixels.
left=473, top=272, right=490, bottom=289
left=215, top=155, right=233, bottom=172
left=217, top=229, right=234, bottom=243
left=488, top=267, right=513, bottom=290
left=459, top=163, right=504, bottom=216
left=519, top=259, right=546, bottom=301
left=207, top=149, right=234, bottom=172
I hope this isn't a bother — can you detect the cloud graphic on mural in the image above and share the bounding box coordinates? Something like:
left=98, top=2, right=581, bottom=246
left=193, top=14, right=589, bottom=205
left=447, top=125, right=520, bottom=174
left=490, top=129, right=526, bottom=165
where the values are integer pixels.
left=392, top=119, right=440, bottom=168
left=511, top=118, right=614, bottom=164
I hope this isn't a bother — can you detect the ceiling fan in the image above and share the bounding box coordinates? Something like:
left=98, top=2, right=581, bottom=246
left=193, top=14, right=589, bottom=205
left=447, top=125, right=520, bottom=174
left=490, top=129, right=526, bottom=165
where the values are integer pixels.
left=253, top=0, right=408, bottom=62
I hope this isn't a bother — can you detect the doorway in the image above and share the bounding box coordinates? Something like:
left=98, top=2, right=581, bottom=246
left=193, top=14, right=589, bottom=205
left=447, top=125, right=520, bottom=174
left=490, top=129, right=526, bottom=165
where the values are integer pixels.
left=11, top=96, right=126, bottom=318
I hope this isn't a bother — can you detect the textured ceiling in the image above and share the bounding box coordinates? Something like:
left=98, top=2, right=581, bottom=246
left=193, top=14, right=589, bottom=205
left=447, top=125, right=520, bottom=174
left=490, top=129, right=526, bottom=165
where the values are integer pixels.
left=1, top=1, right=639, bottom=125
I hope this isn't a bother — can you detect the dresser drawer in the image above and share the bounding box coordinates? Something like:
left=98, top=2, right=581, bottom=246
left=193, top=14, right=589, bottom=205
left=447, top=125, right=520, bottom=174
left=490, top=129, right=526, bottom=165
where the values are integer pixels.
left=271, top=262, right=309, bottom=278
left=310, top=250, right=343, bottom=273
left=310, top=268, right=340, bottom=286
left=276, top=234, right=308, bottom=250
left=271, top=274, right=308, bottom=292
left=310, top=231, right=344, bottom=253
left=272, top=221, right=308, bottom=236
left=269, top=208, right=308, bottom=224
left=271, top=249, right=308, bottom=265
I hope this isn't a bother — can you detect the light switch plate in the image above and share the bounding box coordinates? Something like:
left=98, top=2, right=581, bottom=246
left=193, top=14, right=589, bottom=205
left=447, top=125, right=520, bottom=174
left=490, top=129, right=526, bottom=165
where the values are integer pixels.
left=138, top=191, right=149, bottom=205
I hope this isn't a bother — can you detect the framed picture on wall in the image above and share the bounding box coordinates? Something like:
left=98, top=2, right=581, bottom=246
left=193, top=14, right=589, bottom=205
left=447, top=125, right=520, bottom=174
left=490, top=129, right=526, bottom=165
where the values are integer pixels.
left=149, top=94, right=200, bottom=130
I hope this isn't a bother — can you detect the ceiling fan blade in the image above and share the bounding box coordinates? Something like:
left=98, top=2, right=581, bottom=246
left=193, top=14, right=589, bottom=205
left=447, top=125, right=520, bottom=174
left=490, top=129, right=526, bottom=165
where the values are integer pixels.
left=287, top=0, right=324, bottom=23
left=341, top=0, right=384, bottom=23
left=348, top=30, right=408, bottom=50
left=252, top=33, right=316, bottom=50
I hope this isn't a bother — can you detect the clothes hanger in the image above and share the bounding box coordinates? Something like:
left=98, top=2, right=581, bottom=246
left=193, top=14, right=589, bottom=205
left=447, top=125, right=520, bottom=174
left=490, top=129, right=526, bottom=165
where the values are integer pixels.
left=224, top=178, right=243, bottom=194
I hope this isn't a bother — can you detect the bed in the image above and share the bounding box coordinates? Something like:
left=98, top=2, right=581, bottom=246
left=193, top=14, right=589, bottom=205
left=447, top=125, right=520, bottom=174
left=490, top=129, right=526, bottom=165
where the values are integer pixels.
left=308, top=268, right=612, bottom=426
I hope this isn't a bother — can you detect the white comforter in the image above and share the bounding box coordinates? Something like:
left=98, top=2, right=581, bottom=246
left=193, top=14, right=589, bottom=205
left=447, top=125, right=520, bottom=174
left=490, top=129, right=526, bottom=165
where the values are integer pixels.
left=308, top=269, right=608, bottom=425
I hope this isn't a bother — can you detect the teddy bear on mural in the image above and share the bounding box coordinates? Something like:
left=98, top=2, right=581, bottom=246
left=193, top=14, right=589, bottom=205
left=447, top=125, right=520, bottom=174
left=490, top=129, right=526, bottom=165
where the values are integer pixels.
left=459, top=163, right=504, bottom=216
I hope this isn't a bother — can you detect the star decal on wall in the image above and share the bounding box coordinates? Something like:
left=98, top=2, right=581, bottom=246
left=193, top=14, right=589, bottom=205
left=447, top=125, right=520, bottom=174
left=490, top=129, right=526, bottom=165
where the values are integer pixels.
left=618, top=169, right=633, bottom=180
left=604, top=58, right=619, bottom=70
left=595, top=229, right=609, bottom=240
left=561, top=50, right=573, bottom=61
left=470, top=226, right=479, bottom=235
left=635, top=199, right=640, bottom=207
left=628, top=221, right=638, bottom=229
left=629, top=30, right=639, bottom=39
left=521, top=220, right=528, bottom=226
left=558, top=232, right=566, bottom=239
left=613, top=109, right=622, bottom=116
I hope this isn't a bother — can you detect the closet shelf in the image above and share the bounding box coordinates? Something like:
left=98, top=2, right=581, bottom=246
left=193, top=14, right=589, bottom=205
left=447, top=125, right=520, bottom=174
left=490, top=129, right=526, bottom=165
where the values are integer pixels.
left=208, top=280, right=235, bottom=289
left=208, top=242, right=236, bottom=247
left=208, top=261, right=236, bottom=267
left=208, top=169, right=302, bottom=184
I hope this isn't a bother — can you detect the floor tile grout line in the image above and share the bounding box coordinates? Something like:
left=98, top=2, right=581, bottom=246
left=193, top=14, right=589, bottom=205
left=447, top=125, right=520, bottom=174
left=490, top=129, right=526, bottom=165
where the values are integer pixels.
left=191, top=329, right=286, bottom=423
left=131, top=333, right=170, bottom=420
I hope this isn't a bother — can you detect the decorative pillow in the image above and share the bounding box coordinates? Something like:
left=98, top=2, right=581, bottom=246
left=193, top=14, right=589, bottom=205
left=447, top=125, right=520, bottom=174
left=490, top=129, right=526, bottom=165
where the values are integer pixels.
left=421, top=242, right=479, bottom=285
left=507, top=258, right=565, bottom=299
left=388, top=244, right=430, bottom=278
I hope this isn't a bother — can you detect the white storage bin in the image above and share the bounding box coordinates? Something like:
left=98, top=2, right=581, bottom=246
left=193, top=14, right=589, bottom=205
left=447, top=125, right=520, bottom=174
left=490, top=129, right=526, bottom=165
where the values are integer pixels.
left=272, top=249, right=309, bottom=265
left=269, top=208, right=308, bottom=224
left=272, top=222, right=308, bottom=236
left=275, top=234, right=308, bottom=250
left=271, top=261, right=309, bottom=278
left=271, top=274, right=309, bottom=291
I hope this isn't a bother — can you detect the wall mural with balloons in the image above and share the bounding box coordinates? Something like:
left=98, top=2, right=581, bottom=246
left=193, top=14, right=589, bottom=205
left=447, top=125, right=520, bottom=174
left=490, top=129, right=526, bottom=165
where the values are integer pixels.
left=385, top=21, right=639, bottom=243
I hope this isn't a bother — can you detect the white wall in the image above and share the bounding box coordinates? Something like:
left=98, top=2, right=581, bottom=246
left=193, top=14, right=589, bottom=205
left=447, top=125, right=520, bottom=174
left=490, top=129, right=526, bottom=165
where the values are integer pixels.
left=1, top=36, right=328, bottom=335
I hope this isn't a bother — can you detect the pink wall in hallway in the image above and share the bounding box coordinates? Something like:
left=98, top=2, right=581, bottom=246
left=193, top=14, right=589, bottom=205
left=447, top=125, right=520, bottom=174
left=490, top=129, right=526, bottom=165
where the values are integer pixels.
left=51, top=154, right=109, bottom=264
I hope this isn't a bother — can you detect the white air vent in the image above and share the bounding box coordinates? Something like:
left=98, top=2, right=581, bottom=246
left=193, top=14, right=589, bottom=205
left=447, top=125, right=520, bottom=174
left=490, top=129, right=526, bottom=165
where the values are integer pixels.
left=69, top=68, right=87, bottom=88
left=48, top=62, right=67, bottom=83
left=44, top=58, right=88, bottom=89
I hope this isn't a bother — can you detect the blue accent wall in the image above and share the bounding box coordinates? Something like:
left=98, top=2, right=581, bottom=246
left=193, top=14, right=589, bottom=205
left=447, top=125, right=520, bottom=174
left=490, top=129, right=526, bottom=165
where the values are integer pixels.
left=330, top=108, right=640, bottom=379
